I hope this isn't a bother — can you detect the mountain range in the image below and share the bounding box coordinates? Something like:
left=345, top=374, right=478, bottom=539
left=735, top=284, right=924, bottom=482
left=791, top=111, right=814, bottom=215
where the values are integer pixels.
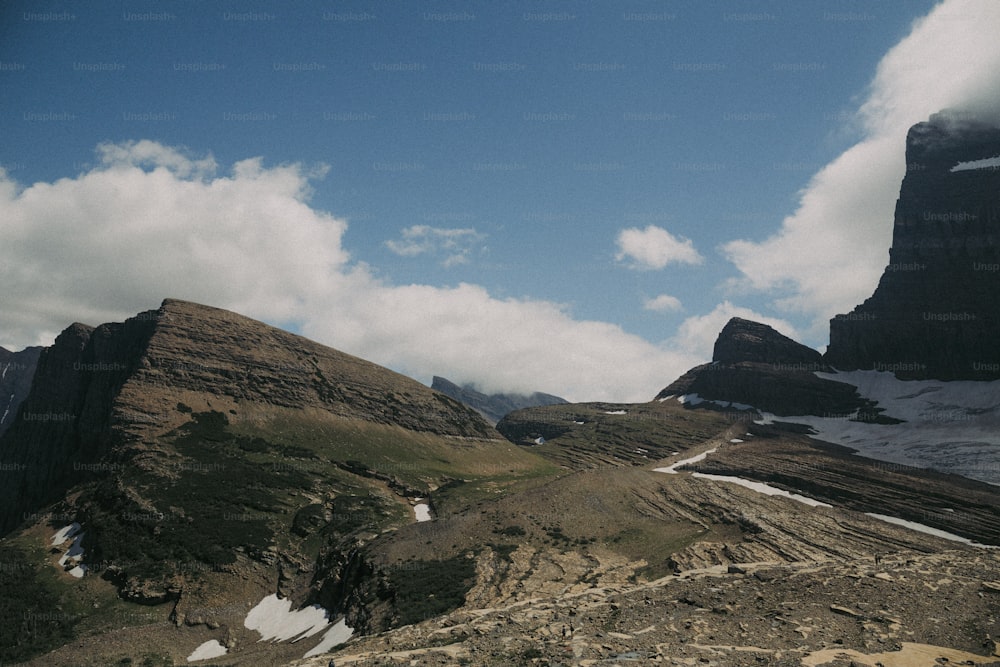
left=430, top=375, right=567, bottom=424
left=1, top=111, right=999, bottom=666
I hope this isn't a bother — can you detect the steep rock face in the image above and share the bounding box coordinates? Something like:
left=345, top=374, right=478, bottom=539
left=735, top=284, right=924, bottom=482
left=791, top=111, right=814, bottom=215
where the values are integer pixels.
left=712, top=317, right=823, bottom=366
left=826, top=112, right=1000, bottom=379
left=0, top=345, right=42, bottom=437
left=0, top=317, right=155, bottom=535
left=431, top=375, right=568, bottom=424
left=0, top=299, right=496, bottom=536
left=655, top=318, right=877, bottom=417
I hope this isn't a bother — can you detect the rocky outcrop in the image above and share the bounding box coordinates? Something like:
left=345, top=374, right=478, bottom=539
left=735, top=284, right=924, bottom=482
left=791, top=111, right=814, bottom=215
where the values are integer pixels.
left=712, top=317, right=822, bottom=367
left=431, top=375, right=568, bottom=424
left=655, top=318, right=879, bottom=417
left=0, top=344, right=42, bottom=437
left=826, top=111, right=1000, bottom=379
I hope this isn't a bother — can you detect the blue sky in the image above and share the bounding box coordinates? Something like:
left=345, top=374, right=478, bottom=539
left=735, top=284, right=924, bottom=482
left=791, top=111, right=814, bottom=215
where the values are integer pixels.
left=3, top=0, right=999, bottom=401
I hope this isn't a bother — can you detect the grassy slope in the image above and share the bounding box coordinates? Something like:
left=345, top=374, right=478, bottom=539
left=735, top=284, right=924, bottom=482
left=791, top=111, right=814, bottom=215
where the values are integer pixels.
left=497, top=400, right=736, bottom=469
left=0, top=404, right=560, bottom=665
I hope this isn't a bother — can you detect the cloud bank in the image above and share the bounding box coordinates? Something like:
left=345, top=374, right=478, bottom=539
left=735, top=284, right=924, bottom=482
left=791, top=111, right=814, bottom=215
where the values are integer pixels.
left=722, top=0, right=1000, bottom=338
left=1, top=140, right=756, bottom=402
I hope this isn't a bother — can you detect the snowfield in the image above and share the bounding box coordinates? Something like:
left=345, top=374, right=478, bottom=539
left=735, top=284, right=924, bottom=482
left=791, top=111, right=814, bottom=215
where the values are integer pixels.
left=760, top=371, right=1000, bottom=485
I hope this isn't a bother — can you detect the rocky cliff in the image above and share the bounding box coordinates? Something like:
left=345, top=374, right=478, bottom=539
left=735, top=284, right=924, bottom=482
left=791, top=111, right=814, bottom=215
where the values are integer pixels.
left=0, top=344, right=42, bottom=437
left=655, top=317, right=880, bottom=418
left=826, top=111, right=1000, bottom=379
left=431, top=375, right=567, bottom=424
left=0, top=317, right=154, bottom=536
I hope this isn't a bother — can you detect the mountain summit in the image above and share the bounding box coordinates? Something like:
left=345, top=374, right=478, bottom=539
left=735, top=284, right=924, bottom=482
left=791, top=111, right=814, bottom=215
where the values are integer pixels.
left=826, top=111, right=1000, bottom=379
left=0, top=298, right=498, bottom=536
left=0, top=299, right=552, bottom=664
left=655, top=317, right=877, bottom=417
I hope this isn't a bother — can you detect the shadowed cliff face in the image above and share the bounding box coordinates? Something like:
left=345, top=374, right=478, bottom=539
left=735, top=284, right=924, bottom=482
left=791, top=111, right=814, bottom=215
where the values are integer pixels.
left=826, top=112, right=1000, bottom=379
left=0, top=316, right=156, bottom=536
left=0, top=344, right=42, bottom=437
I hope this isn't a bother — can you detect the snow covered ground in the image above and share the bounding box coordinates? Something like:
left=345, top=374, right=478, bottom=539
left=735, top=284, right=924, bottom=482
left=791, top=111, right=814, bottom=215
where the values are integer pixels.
left=244, top=594, right=331, bottom=643
left=413, top=499, right=432, bottom=522
left=186, top=639, right=228, bottom=662
left=653, top=448, right=718, bottom=474
left=303, top=618, right=354, bottom=658
left=52, top=523, right=87, bottom=578
left=760, top=371, right=1000, bottom=485
left=243, top=593, right=353, bottom=659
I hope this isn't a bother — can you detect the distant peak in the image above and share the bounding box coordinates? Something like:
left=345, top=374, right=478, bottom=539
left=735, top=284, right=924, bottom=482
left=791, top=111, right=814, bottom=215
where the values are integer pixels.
left=713, top=318, right=821, bottom=366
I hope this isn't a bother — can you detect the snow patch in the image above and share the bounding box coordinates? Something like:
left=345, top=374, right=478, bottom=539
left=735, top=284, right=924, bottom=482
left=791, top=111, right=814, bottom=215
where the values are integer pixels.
left=950, top=155, right=1000, bottom=171
left=604, top=409, right=627, bottom=415
left=654, top=448, right=718, bottom=474
left=414, top=503, right=431, bottom=522
left=866, top=513, right=998, bottom=549
left=52, top=522, right=81, bottom=547
left=677, top=394, right=755, bottom=411
left=729, top=438, right=744, bottom=443
left=303, top=618, right=354, bottom=658
left=691, top=473, right=832, bottom=507
left=243, top=593, right=354, bottom=659
left=187, top=639, right=228, bottom=662
left=244, top=594, right=331, bottom=643
left=53, top=523, right=87, bottom=577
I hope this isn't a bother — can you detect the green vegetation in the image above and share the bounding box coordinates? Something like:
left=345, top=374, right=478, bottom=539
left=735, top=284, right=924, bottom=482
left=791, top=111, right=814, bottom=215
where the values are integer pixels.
left=499, top=402, right=732, bottom=469
left=387, top=554, right=478, bottom=626
left=0, top=544, right=78, bottom=663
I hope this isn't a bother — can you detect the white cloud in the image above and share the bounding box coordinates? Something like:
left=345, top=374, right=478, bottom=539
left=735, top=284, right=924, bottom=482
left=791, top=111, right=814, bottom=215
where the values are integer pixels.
left=0, top=142, right=709, bottom=402
left=385, top=224, right=485, bottom=267
left=643, top=294, right=683, bottom=312
left=721, top=0, right=1000, bottom=335
left=615, top=225, right=703, bottom=270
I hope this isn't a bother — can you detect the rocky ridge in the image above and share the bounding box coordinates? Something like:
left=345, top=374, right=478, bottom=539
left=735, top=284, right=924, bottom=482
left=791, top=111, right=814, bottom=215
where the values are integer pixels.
left=0, top=299, right=497, bottom=537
